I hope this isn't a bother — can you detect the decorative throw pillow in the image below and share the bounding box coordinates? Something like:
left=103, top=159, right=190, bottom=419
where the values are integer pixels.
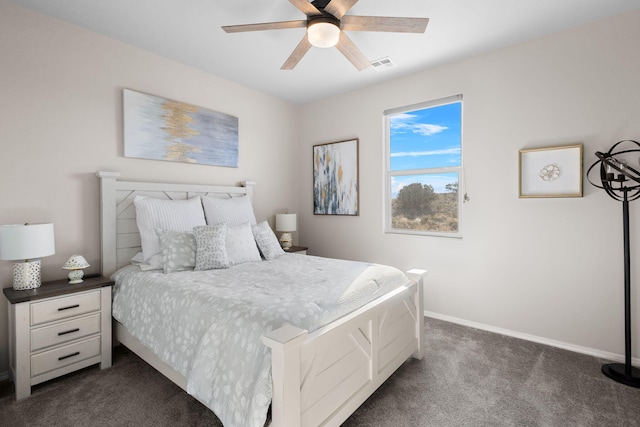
left=202, top=195, right=256, bottom=226
left=157, top=230, right=197, bottom=273
left=225, top=223, right=262, bottom=266
left=251, top=221, right=285, bottom=260
left=193, top=224, right=229, bottom=270
left=134, top=196, right=206, bottom=262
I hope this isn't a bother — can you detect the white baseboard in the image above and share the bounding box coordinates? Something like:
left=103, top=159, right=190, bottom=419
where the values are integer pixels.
left=425, top=311, right=640, bottom=366
left=0, top=371, right=9, bottom=382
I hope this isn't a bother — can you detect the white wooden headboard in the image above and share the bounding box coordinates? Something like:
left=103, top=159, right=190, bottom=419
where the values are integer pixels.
left=96, top=171, right=255, bottom=277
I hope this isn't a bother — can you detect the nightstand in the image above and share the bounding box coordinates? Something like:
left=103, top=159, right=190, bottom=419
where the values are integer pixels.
left=284, top=246, right=308, bottom=255
left=3, top=275, right=114, bottom=400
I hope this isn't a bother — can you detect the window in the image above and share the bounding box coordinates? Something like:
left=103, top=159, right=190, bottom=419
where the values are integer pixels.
left=384, top=95, right=463, bottom=237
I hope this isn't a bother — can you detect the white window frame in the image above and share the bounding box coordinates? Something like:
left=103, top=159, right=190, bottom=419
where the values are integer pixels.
left=384, top=94, right=463, bottom=238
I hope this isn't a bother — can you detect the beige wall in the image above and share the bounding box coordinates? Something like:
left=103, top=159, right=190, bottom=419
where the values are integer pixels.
left=0, top=1, right=299, bottom=373
left=298, top=10, right=640, bottom=359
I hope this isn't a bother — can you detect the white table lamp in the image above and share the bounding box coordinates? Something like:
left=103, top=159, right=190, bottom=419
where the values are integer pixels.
left=275, top=213, right=296, bottom=249
left=0, top=223, right=55, bottom=290
left=62, top=254, right=90, bottom=284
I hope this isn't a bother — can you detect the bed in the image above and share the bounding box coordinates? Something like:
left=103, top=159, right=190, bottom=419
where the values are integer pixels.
left=97, top=171, right=426, bottom=427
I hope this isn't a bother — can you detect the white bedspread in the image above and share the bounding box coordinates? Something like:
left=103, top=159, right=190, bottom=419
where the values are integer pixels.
left=111, top=254, right=408, bottom=427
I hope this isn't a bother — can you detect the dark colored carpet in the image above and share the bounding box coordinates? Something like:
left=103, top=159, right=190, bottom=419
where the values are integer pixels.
left=1, top=318, right=639, bottom=426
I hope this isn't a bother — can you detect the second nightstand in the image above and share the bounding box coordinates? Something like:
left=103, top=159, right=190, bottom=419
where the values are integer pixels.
left=3, top=275, right=114, bottom=400
left=284, top=245, right=308, bottom=255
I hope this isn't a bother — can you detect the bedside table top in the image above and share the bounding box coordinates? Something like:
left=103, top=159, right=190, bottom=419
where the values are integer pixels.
left=284, top=246, right=308, bottom=253
left=3, top=274, right=114, bottom=304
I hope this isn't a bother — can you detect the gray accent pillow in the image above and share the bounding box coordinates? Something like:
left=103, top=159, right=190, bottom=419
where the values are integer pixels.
left=193, top=224, right=230, bottom=270
left=251, top=221, right=285, bottom=260
left=156, top=230, right=197, bottom=273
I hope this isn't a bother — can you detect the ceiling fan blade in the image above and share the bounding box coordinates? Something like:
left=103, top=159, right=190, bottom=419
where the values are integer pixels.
left=324, top=0, right=358, bottom=19
left=341, top=16, right=429, bottom=33
left=335, top=31, right=370, bottom=71
left=222, top=20, right=307, bottom=33
left=281, top=35, right=313, bottom=70
left=288, top=0, right=321, bottom=16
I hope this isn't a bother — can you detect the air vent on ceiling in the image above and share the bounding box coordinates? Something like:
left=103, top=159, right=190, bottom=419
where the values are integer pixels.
left=370, top=57, right=397, bottom=71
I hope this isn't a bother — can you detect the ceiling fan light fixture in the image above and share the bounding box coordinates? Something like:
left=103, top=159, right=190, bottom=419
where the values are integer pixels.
left=307, top=21, right=340, bottom=48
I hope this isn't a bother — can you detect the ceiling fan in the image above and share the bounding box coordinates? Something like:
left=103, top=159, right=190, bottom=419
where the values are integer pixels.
left=222, top=0, right=429, bottom=71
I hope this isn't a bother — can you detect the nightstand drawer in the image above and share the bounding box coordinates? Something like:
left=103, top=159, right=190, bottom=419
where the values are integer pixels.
left=30, top=313, right=101, bottom=352
left=30, top=290, right=101, bottom=326
left=31, top=335, right=101, bottom=377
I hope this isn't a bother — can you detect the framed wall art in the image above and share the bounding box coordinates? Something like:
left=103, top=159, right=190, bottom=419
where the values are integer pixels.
left=313, top=138, right=359, bottom=215
left=123, top=89, right=239, bottom=167
left=519, top=144, right=583, bottom=198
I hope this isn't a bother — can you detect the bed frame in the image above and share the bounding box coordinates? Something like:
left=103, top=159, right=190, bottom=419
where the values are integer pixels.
left=97, top=171, right=426, bottom=427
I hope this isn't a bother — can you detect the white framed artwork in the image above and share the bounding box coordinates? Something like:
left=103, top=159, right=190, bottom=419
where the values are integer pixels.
left=519, top=144, right=583, bottom=198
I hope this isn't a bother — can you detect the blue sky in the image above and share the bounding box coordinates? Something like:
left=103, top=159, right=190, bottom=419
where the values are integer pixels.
left=389, top=101, right=461, bottom=195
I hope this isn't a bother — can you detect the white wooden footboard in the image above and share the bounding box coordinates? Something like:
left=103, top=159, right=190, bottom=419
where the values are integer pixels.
left=264, top=269, right=426, bottom=427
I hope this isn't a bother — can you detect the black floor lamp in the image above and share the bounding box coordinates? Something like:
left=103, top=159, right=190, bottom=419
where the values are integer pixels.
left=587, top=139, right=640, bottom=388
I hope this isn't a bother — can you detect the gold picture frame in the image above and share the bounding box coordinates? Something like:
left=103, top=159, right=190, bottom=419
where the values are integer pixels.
left=519, top=144, right=583, bottom=198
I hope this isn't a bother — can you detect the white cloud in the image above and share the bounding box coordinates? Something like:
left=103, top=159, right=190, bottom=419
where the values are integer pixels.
left=412, top=124, right=448, bottom=136
left=389, top=113, right=417, bottom=133
left=390, top=148, right=461, bottom=158
left=390, top=113, right=448, bottom=136
left=390, top=113, right=416, bottom=125
left=392, top=181, right=406, bottom=195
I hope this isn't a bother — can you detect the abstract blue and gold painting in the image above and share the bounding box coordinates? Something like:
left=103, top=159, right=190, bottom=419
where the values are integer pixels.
left=313, top=139, right=359, bottom=215
left=123, top=89, right=239, bottom=167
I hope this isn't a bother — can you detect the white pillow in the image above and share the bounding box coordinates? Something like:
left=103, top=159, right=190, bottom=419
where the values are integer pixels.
left=202, top=195, right=256, bottom=226
left=130, top=252, right=163, bottom=271
left=193, top=224, right=229, bottom=270
left=134, top=196, right=206, bottom=262
left=251, top=221, right=285, bottom=260
left=131, top=252, right=145, bottom=263
left=226, top=223, right=261, bottom=266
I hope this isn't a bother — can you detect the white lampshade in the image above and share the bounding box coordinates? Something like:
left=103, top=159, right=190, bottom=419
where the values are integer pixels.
left=62, top=255, right=90, bottom=270
left=275, top=214, right=296, bottom=250
left=0, top=223, right=55, bottom=261
left=275, top=214, right=297, bottom=232
left=307, top=21, right=340, bottom=48
left=0, top=223, right=55, bottom=290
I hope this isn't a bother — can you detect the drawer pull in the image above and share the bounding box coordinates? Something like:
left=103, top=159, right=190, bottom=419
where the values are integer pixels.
left=58, top=304, right=80, bottom=311
left=58, top=352, right=80, bottom=361
left=58, top=328, right=80, bottom=336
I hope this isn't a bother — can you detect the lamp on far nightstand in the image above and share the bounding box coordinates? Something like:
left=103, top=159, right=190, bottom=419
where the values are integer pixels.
left=0, top=223, right=56, bottom=290
left=275, top=213, right=296, bottom=249
left=62, top=255, right=90, bottom=284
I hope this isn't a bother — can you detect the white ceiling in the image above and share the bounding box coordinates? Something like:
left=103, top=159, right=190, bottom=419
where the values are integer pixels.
left=11, top=0, right=640, bottom=104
